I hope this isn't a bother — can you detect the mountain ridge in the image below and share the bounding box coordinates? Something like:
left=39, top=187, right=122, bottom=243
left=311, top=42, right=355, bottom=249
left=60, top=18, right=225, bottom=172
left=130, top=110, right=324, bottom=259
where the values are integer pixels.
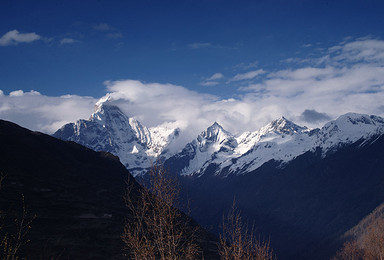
left=165, top=112, right=384, bottom=177
left=53, top=101, right=384, bottom=177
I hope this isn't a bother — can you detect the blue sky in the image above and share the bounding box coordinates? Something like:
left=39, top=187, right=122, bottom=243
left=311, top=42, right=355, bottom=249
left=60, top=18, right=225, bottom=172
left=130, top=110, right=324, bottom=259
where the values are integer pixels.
left=1, top=0, right=384, bottom=137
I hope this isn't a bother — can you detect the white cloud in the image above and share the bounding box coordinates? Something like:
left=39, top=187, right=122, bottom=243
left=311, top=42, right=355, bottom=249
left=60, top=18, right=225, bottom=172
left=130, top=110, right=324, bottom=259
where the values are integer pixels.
left=330, top=38, right=384, bottom=63
left=231, top=69, right=265, bottom=81
left=200, top=81, right=220, bottom=86
left=9, top=90, right=41, bottom=96
left=0, top=30, right=41, bottom=46
left=9, top=90, right=25, bottom=97
left=60, top=38, right=79, bottom=45
left=233, top=61, right=259, bottom=70
left=200, top=73, right=224, bottom=86
left=207, top=73, right=224, bottom=81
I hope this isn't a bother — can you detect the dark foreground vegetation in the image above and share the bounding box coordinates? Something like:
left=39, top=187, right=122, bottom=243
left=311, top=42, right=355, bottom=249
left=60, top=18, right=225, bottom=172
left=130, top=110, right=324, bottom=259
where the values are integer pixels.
left=122, top=163, right=275, bottom=260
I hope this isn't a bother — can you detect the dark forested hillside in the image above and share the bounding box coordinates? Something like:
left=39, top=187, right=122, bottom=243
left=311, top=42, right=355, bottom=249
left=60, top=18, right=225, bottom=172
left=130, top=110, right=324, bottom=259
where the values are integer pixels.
left=0, top=120, right=218, bottom=259
left=0, top=120, right=139, bottom=259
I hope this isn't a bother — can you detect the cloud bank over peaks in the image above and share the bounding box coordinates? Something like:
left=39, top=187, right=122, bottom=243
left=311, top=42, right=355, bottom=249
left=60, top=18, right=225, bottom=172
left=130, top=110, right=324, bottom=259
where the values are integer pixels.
left=1, top=37, right=384, bottom=142
left=97, top=79, right=330, bottom=142
left=0, top=90, right=96, bottom=133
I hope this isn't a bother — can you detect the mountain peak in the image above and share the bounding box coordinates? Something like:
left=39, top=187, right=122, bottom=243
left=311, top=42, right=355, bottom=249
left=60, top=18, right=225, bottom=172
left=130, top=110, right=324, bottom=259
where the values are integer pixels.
left=90, top=103, right=127, bottom=126
left=94, top=95, right=113, bottom=112
left=319, top=113, right=384, bottom=146
left=54, top=103, right=181, bottom=176
left=335, top=113, right=384, bottom=126
left=199, top=122, right=233, bottom=143
left=263, top=116, right=307, bottom=135
left=207, top=121, right=224, bottom=131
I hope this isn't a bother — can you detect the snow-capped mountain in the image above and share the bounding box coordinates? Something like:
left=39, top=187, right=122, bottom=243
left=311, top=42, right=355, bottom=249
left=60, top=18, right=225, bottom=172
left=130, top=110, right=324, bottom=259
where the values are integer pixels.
left=168, top=122, right=237, bottom=176
left=314, top=113, right=384, bottom=150
left=164, top=113, right=384, bottom=177
left=53, top=102, right=180, bottom=175
left=54, top=98, right=384, bottom=178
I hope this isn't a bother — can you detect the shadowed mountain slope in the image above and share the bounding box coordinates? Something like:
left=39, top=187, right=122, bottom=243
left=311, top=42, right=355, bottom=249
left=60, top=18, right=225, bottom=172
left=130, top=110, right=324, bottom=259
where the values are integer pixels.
left=0, top=120, right=218, bottom=259
left=175, top=135, right=384, bottom=259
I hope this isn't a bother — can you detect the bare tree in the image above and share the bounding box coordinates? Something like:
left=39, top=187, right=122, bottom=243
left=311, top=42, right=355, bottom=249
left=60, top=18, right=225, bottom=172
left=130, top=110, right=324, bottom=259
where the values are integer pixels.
left=361, top=218, right=384, bottom=260
left=1, top=173, right=34, bottom=260
left=333, top=240, right=363, bottom=260
left=334, top=218, right=384, bottom=260
left=219, top=201, right=275, bottom=260
left=122, top=163, right=199, bottom=260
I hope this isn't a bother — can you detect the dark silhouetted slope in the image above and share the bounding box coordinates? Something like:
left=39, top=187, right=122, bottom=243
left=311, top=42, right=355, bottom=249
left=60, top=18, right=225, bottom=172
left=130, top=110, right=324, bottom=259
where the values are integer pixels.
left=0, top=120, right=219, bottom=259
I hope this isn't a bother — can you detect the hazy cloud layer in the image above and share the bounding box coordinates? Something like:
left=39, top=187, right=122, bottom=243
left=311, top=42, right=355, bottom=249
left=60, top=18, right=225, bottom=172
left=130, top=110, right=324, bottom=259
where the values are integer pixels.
left=188, top=42, right=212, bottom=49
left=0, top=30, right=41, bottom=46
left=93, top=23, right=114, bottom=31
left=92, top=23, right=123, bottom=39
left=1, top=38, right=384, bottom=144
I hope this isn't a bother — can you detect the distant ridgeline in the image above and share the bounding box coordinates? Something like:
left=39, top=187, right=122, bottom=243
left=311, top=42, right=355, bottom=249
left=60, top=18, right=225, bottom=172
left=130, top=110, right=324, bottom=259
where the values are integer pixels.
left=55, top=100, right=384, bottom=178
